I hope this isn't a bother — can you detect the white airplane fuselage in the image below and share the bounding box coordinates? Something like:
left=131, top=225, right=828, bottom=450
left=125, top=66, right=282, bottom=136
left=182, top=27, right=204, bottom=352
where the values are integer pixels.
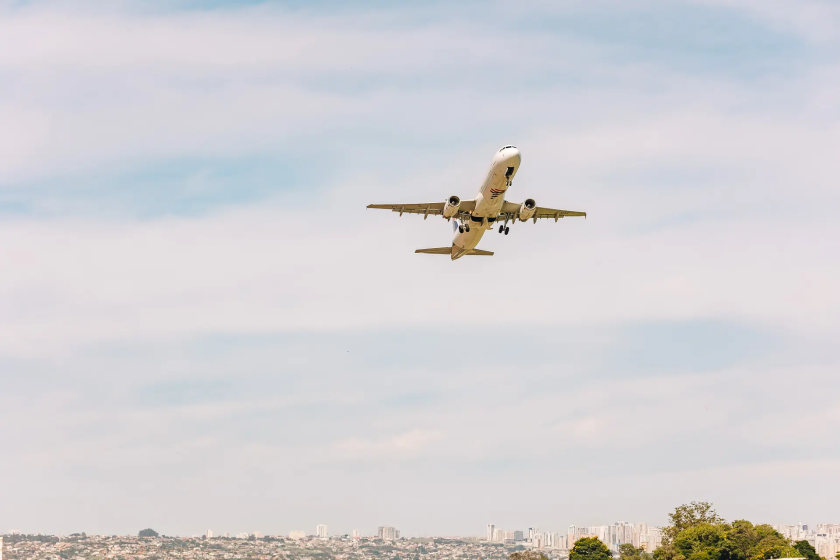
left=450, top=146, right=521, bottom=259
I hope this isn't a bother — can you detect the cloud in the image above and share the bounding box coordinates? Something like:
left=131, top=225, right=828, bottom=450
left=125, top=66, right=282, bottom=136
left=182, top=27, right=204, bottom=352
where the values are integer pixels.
left=334, top=429, right=444, bottom=459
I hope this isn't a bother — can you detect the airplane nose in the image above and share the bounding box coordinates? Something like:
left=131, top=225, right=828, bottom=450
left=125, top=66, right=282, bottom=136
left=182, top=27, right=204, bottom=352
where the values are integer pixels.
left=495, top=146, right=521, bottom=166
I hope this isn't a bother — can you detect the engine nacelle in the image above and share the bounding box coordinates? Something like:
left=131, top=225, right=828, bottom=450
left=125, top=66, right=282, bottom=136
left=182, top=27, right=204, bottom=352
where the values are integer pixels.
left=443, top=195, right=461, bottom=219
left=519, top=198, right=537, bottom=221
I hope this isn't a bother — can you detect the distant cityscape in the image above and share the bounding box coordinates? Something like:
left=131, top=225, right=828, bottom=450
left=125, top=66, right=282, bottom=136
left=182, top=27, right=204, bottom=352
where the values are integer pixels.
left=0, top=522, right=838, bottom=560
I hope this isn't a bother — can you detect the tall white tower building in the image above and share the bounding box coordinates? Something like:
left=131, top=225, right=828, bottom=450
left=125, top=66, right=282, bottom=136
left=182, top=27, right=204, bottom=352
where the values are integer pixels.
left=487, top=524, right=495, bottom=541
left=316, top=524, right=328, bottom=539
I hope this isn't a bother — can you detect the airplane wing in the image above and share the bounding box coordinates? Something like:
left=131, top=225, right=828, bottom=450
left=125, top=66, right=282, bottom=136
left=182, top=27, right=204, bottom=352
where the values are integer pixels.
left=500, top=201, right=586, bottom=222
left=367, top=201, right=476, bottom=219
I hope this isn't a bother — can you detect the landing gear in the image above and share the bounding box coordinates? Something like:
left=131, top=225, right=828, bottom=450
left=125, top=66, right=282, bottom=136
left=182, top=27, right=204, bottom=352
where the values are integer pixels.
left=465, top=224, right=470, bottom=232
left=499, top=225, right=504, bottom=234
left=458, top=225, right=464, bottom=234
left=504, top=226, right=510, bottom=235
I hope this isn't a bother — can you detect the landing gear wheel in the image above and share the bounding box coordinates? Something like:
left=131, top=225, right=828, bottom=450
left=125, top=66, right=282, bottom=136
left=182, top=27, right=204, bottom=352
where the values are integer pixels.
left=458, top=225, right=465, bottom=234
left=465, top=224, right=470, bottom=232
left=504, top=227, right=510, bottom=235
left=499, top=225, right=504, bottom=233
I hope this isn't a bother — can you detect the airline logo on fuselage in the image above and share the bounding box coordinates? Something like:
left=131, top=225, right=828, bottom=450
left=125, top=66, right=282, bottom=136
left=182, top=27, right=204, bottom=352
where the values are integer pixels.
left=489, top=188, right=506, bottom=200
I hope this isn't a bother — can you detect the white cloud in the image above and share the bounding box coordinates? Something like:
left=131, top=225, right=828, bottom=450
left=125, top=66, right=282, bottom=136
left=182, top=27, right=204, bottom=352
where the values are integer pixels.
left=334, top=429, right=443, bottom=458
left=688, top=0, right=840, bottom=43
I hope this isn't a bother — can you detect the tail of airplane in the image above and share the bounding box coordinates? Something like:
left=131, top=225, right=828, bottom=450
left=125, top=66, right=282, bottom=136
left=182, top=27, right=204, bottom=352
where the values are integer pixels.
left=414, top=247, right=494, bottom=256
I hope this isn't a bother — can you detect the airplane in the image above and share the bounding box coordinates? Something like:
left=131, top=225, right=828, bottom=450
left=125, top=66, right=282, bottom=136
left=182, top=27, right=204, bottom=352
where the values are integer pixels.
left=367, top=145, right=586, bottom=260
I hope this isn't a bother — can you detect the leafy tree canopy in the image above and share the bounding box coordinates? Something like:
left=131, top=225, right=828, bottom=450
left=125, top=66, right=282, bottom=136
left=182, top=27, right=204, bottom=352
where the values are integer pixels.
left=655, top=504, right=800, bottom=560
left=138, top=529, right=159, bottom=538
left=621, top=543, right=654, bottom=560
left=664, top=502, right=726, bottom=542
left=571, top=537, right=613, bottom=560
left=792, top=540, right=822, bottom=560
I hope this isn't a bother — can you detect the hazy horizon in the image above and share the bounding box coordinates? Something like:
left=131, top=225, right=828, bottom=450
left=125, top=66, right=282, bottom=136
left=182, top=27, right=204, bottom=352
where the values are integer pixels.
left=0, top=0, right=838, bottom=538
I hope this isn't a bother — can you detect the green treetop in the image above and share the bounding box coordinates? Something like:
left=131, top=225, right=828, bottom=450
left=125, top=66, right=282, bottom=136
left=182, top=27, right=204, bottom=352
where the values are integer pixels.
left=571, top=537, right=613, bottom=560
left=655, top=504, right=801, bottom=560
left=792, top=540, right=823, bottom=560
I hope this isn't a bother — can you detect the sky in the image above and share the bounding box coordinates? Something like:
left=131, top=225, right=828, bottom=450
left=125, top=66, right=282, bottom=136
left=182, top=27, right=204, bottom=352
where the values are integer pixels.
left=0, top=0, right=839, bottom=539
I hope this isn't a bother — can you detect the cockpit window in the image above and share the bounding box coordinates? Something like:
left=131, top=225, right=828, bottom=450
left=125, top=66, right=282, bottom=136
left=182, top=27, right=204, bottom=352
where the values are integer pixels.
left=499, top=145, right=517, bottom=151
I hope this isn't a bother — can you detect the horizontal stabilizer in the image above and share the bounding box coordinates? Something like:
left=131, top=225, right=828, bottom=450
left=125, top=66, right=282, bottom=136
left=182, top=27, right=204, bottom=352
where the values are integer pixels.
left=415, top=247, right=451, bottom=255
left=414, top=247, right=494, bottom=256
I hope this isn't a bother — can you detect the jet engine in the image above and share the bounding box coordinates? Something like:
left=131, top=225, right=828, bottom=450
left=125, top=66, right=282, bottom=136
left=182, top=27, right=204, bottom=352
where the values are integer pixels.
left=519, top=198, right=537, bottom=221
left=442, top=195, right=461, bottom=219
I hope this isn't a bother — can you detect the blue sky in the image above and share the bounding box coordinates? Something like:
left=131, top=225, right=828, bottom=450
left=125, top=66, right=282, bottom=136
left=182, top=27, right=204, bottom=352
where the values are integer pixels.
left=0, top=0, right=839, bottom=538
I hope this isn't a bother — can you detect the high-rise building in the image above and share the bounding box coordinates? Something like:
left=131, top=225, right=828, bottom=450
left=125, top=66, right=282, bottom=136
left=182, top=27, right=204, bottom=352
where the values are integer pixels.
left=352, top=529, right=360, bottom=539
left=487, top=524, right=495, bottom=542
left=514, top=531, right=524, bottom=542
left=493, top=528, right=505, bottom=542
left=378, top=527, right=399, bottom=541
left=288, top=530, right=306, bottom=540
left=253, top=531, right=263, bottom=539
left=648, top=527, right=662, bottom=551
left=545, top=532, right=556, bottom=548
left=316, top=525, right=328, bottom=539
left=206, top=530, right=213, bottom=539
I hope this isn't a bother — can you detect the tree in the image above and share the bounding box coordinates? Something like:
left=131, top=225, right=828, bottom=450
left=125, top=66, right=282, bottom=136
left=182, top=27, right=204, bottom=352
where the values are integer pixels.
left=510, top=552, right=548, bottom=560
left=621, top=544, right=653, bottom=560
left=138, top=529, right=159, bottom=538
left=571, top=537, right=613, bottom=560
left=792, top=541, right=821, bottom=560
left=664, top=502, right=726, bottom=543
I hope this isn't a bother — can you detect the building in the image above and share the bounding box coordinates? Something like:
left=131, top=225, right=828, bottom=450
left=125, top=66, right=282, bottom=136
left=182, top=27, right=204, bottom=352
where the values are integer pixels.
left=352, top=529, right=360, bottom=539
left=378, top=527, right=400, bottom=541
left=514, top=531, right=525, bottom=542
left=648, top=527, right=662, bottom=551
left=206, top=530, right=213, bottom=539
left=487, top=524, right=495, bottom=542
left=288, top=530, right=306, bottom=540
left=316, top=525, right=328, bottom=539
